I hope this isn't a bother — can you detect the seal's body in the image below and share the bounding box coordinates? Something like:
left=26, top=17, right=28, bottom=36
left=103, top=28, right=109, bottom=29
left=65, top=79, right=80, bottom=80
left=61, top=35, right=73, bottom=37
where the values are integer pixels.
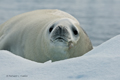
left=0, top=9, right=93, bottom=62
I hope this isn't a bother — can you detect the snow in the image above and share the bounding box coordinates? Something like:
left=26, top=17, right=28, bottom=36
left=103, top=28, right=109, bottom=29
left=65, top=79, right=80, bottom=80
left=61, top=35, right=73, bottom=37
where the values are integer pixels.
left=0, top=35, right=120, bottom=80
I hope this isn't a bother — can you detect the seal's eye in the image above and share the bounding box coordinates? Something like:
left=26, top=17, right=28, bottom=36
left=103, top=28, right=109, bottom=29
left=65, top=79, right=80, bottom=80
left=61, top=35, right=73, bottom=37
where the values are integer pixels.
left=49, top=25, right=54, bottom=33
left=72, top=27, right=78, bottom=35
left=49, top=27, right=53, bottom=33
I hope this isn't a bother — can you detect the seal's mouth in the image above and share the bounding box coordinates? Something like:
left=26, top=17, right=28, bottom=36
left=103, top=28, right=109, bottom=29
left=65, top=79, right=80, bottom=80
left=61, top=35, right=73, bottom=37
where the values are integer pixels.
left=51, top=36, right=68, bottom=42
left=50, top=35, right=74, bottom=49
left=55, top=37, right=67, bottom=42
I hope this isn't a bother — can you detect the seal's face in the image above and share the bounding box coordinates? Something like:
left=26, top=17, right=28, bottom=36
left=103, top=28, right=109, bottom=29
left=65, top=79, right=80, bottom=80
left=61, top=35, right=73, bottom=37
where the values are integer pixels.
left=46, top=19, right=80, bottom=61
left=48, top=19, right=80, bottom=50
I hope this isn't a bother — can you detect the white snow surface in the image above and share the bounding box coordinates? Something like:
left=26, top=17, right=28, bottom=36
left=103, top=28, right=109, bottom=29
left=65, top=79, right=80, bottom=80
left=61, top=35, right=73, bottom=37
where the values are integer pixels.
left=0, top=35, right=120, bottom=80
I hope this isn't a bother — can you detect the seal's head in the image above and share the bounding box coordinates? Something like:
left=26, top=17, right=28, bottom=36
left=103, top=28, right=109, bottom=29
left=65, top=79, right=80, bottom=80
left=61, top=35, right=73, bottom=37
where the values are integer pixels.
left=46, top=19, right=80, bottom=61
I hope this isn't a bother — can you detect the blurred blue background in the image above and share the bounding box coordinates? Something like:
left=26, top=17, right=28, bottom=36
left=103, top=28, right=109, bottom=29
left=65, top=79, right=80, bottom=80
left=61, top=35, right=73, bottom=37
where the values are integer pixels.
left=0, top=0, right=120, bottom=46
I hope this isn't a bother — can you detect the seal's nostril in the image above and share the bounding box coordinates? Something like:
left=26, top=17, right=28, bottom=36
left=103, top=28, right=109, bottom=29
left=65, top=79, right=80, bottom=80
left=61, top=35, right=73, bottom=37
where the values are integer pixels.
left=58, top=26, right=61, bottom=28
left=58, top=26, right=62, bottom=32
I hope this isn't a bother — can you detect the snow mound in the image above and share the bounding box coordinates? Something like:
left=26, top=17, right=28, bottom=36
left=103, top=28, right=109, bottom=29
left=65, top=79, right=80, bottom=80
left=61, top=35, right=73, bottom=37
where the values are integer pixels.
left=85, top=35, right=120, bottom=56
left=0, top=35, right=120, bottom=80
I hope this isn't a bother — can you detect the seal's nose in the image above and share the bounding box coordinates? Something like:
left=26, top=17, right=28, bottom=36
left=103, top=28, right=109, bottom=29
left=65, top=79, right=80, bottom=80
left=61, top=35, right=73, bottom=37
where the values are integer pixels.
left=51, top=25, right=71, bottom=42
left=56, top=26, right=69, bottom=36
